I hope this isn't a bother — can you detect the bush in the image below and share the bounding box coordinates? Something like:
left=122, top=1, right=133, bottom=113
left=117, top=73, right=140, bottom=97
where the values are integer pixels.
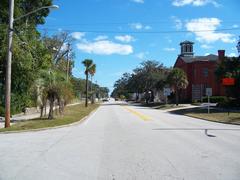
left=217, top=98, right=240, bottom=108
left=202, top=96, right=227, bottom=103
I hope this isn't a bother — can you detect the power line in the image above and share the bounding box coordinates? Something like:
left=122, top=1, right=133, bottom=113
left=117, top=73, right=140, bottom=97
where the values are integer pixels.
left=1, top=23, right=239, bottom=34
left=35, top=27, right=240, bottom=34
left=1, top=19, right=240, bottom=26
left=20, top=19, right=240, bottom=26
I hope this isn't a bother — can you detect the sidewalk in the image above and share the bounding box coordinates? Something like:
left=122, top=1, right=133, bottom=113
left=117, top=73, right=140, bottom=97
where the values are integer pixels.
left=0, top=102, right=82, bottom=128
left=162, top=104, right=199, bottom=112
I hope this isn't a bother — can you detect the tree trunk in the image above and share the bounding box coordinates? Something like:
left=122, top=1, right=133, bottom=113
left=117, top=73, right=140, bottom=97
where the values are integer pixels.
left=85, top=73, right=89, bottom=107
left=40, top=105, right=44, bottom=119
left=58, top=98, right=64, bottom=116
left=44, top=100, right=47, bottom=116
left=48, top=95, right=54, bottom=119
left=176, top=89, right=179, bottom=106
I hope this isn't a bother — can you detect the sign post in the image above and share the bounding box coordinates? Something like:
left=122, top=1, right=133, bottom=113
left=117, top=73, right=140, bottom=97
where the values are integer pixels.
left=206, top=88, right=212, bottom=114
left=163, top=88, right=171, bottom=104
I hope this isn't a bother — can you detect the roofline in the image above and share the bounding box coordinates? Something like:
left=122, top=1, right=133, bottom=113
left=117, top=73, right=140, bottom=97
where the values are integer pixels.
left=180, top=41, right=194, bottom=45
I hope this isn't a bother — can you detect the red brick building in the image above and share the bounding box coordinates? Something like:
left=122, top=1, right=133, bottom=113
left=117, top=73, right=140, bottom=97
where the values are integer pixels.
left=174, top=41, right=225, bottom=101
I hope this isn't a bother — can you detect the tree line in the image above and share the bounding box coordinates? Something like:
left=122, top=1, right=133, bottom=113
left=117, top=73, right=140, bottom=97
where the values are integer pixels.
left=112, top=57, right=240, bottom=106
left=0, top=0, right=109, bottom=120
left=111, top=60, right=188, bottom=105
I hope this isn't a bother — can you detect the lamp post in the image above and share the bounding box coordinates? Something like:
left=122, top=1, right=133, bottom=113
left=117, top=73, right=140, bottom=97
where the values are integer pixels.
left=4, top=0, right=59, bottom=128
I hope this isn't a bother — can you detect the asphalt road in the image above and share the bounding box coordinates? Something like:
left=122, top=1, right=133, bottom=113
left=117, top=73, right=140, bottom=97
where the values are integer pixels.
left=0, top=101, right=240, bottom=180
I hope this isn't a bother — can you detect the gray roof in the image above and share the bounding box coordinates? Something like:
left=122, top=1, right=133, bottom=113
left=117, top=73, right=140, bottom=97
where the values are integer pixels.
left=180, top=54, right=218, bottom=63
left=180, top=40, right=194, bottom=45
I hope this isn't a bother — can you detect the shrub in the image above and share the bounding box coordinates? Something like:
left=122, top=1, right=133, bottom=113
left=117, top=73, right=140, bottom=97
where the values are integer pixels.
left=217, top=98, right=240, bottom=108
left=202, top=96, right=227, bottom=103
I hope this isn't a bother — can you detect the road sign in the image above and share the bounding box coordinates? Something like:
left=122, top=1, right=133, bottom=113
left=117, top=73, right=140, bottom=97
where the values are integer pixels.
left=222, top=78, right=235, bottom=86
left=206, top=88, right=212, bottom=114
left=163, top=88, right=171, bottom=96
left=206, top=88, right=212, bottom=96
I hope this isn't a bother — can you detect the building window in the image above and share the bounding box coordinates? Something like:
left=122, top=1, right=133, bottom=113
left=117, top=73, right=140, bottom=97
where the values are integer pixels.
left=203, top=68, right=208, bottom=77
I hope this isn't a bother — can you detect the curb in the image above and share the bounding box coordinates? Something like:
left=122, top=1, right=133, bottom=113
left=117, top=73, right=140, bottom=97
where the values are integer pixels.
left=0, top=106, right=100, bottom=134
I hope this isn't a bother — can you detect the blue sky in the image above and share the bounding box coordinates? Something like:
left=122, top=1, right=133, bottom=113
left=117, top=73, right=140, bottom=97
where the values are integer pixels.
left=39, top=0, right=240, bottom=92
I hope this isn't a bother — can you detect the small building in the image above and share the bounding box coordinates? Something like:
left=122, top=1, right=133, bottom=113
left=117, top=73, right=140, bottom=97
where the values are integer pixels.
left=174, top=40, right=225, bottom=101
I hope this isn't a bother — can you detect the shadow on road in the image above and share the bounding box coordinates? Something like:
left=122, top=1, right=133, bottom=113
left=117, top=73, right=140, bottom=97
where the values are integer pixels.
left=100, top=102, right=128, bottom=106
left=152, top=128, right=240, bottom=137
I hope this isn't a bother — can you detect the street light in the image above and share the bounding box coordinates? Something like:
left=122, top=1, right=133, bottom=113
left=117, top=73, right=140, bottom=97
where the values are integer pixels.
left=4, top=1, right=59, bottom=128
left=14, top=5, right=59, bottom=21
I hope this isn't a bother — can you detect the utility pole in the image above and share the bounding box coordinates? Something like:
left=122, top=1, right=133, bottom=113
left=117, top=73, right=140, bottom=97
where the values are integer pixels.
left=66, top=43, right=70, bottom=82
left=90, top=75, right=94, bottom=104
left=5, top=0, right=14, bottom=128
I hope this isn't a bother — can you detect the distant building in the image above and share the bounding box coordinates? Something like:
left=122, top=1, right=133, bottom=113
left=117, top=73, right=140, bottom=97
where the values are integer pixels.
left=174, top=40, right=225, bottom=101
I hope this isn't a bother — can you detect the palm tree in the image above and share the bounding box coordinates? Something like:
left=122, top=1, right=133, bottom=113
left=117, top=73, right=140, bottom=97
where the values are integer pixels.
left=167, top=68, right=188, bottom=106
left=82, top=59, right=95, bottom=107
left=39, top=69, right=72, bottom=119
left=89, top=64, right=96, bottom=104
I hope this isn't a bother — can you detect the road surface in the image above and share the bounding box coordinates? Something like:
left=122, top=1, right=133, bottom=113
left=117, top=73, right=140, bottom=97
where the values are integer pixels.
left=0, top=102, right=240, bottom=180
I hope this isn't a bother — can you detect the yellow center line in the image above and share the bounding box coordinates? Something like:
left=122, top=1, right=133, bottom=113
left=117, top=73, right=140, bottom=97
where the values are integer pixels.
left=122, top=106, right=151, bottom=121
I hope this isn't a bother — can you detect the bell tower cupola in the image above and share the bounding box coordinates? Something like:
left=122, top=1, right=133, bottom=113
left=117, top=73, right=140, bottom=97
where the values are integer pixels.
left=180, top=40, right=194, bottom=57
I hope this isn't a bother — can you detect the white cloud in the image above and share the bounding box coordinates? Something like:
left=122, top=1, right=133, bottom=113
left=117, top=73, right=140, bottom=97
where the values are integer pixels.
left=228, top=52, right=237, bottom=57
left=172, top=0, right=220, bottom=7
left=71, top=32, right=85, bottom=40
left=163, top=47, right=176, bottom=51
left=232, top=24, right=239, bottom=28
left=185, top=18, right=235, bottom=43
left=131, top=23, right=143, bottom=30
left=171, top=16, right=183, bottom=30
left=115, top=35, right=135, bottom=43
left=135, top=52, right=149, bottom=59
left=201, top=44, right=213, bottom=49
left=76, top=40, right=133, bottom=55
left=130, top=23, right=152, bottom=30
left=145, top=26, right=152, bottom=30
left=131, top=0, right=144, bottom=3
left=95, top=35, right=108, bottom=41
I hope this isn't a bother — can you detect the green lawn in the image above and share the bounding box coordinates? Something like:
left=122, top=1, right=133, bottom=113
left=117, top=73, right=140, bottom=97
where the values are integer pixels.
left=173, top=108, right=240, bottom=125
left=0, top=104, right=99, bottom=132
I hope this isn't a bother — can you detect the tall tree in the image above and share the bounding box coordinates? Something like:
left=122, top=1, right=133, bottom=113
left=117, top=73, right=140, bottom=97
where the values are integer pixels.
left=82, top=59, right=94, bottom=107
left=89, top=64, right=96, bottom=104
left=111, top=60, right=170, bottom=103
left=0, top=0, right=53, bottom=115
left=167, top=68, right=188, bottom=106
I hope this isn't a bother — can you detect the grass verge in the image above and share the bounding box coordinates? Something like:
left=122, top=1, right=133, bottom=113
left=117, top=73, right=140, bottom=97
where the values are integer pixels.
left=0, top=104, right=99, bottom=132
left=172, top=107, right=240, bottom=125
